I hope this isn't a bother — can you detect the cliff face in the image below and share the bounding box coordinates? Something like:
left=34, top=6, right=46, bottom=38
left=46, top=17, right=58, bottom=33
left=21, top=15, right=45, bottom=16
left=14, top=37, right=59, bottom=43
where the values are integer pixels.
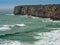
left=14, top=4, right=60, bottom=20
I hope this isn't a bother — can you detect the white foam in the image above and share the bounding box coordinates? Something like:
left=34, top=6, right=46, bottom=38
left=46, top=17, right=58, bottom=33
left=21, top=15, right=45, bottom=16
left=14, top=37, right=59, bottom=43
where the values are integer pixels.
left=0, top=30, right=60, bottom=45
left=1, top=40, right=31, bottom=45
left=42, top=19, right=53, bottom=22
left=42, top=19, right=60, bottom=22
left=15, top=24, right=25, bottom=27
left=33, top=30, right=60, bottom=45
left=48, top=28, right=60, bottom=30
left=53, top=21, right=60, bottom=22
left=31, top=16, right=36, bottom=19
left=3, top=24, right=25, bottom=27
left=0, top=26, right=11, bottom=31
left=0, top=25, right=14, bottom=31
left=34, top=36, right=40, bottom=39
left=3, top=25, right=14, bottom=27
left=3, top=30, right=60, bottom=45
left=31, top=16, right=40, bottom=19
left=1, top=40, right=21, bottom=45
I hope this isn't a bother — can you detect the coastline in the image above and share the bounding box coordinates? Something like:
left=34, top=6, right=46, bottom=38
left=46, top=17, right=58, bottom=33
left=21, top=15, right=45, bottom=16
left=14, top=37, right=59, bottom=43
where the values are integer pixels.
left=14, top=4, right=60, bottom=20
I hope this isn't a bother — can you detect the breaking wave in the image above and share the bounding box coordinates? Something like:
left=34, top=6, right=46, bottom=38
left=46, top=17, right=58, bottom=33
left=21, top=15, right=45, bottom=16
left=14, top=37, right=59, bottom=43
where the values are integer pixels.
left=0, top=24, right=25, bottom=35
left=34, top=30, right=60, bottom=45
left=0, top=14, right=60, bottom=45
left=0, top=26, right=11, bottom=31
left=0, top=29, right=60, bottom=45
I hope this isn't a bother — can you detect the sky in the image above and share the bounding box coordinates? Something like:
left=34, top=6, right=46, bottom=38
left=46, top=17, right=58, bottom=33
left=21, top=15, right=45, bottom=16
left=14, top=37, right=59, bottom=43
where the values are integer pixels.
left=0, top=0, right=60, bottom=9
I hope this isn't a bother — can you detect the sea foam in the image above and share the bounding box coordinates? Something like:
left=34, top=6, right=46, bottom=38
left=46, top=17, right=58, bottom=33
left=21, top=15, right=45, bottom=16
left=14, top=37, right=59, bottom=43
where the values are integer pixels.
left=33, top=30, right=60, bottom=45
left=3, top=25, right=14, bottom=27
left=0, top=40, right=31, bottom=45
left=0, top=24, right=25, bottom=31
left=0, top=26, right=11, bottom=31
left=1, top=30, right=60, bottom=45
left=15, top=24, right=25, bottom=27
left=0, top=25, right=14, bottom=31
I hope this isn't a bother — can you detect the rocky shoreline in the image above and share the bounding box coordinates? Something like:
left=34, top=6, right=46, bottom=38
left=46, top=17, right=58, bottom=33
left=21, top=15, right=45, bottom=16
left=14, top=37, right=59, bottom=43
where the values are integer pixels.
left=14, top=4, right=60, bottom=20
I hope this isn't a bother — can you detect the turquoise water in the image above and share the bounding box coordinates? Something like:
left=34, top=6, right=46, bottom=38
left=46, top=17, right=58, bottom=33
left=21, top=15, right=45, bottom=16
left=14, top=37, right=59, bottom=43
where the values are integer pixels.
left=0, top=14, right=60, bottom=45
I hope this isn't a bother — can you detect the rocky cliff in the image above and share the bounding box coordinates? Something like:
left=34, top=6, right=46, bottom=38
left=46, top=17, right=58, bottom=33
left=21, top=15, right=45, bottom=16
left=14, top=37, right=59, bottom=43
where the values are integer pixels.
left=14, top=4, right=60, bottom=20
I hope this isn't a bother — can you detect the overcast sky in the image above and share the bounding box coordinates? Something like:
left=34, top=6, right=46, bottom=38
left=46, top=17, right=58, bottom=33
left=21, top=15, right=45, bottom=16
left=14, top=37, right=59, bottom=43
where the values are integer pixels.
left=0, top=0, right=60, bottom=9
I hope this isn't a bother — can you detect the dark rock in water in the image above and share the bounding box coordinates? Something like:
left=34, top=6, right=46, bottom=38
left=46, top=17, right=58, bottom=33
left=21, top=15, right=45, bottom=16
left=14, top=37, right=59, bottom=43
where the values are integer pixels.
left=14, top=4, right=60, bottom=20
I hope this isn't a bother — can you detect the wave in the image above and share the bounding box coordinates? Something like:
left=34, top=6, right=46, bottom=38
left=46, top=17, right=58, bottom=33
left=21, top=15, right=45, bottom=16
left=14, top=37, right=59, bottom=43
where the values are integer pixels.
left=32, top=30, right=60, bottom=45
left=42, top=18, right=60, bottom=22
left=30, top=16, right=39, bottom=19
left=0, top=39, right=32, bottom=45
left=3, top=25, right=15, bottom=27
left=0, top=30, right=60, bottom=45
left=48, top=28, right=60, bottom=30
left=0, top=40, right=22, bottom=45
left=15, top=24, right=25, bottom=27
left=0, top=26, right=11, bottom=31
left=2, top=24, right=25, bottom=27
left=0, top=24, right=26, bottom=35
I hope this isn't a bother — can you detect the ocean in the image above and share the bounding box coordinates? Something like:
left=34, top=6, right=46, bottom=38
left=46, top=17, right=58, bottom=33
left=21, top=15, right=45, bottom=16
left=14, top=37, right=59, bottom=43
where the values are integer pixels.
left=0, top=13, right=60, bottom=45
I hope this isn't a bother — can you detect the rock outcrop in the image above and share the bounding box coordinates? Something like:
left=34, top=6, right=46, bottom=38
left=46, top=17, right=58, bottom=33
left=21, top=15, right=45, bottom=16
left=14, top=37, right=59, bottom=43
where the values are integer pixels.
left=14, top=4, right=60, bottom=20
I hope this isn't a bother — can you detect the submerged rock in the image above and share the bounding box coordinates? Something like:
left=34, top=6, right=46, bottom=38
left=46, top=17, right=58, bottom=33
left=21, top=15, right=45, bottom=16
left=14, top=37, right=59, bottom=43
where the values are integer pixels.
left=14, top=4, right=60, bottom=20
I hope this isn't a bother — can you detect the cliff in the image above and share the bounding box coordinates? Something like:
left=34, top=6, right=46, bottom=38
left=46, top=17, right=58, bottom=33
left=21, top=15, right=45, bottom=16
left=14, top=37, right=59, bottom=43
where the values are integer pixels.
left=14, top=4, right=60, bottom=20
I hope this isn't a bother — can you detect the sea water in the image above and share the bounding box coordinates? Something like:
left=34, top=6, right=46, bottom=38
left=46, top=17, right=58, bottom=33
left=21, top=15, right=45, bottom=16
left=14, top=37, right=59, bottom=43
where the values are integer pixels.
left=0, top=13, right=60, bottom=45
